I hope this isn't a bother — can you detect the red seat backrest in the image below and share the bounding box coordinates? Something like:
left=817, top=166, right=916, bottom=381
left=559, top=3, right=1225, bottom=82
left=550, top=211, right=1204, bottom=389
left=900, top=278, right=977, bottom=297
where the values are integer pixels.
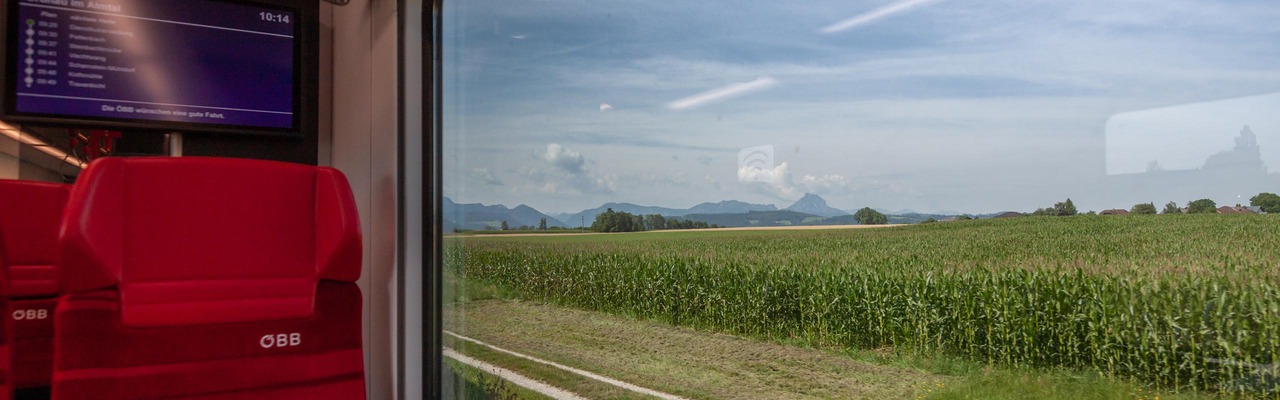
left=53, top=157, right=364, bottom=399
left=0, top=180, right=71, bottom=390
left=58, top=157, right=361, bottom=327
left=0, top=180, right=70, bottom=298
left=0, top=229, right=12, bottom=400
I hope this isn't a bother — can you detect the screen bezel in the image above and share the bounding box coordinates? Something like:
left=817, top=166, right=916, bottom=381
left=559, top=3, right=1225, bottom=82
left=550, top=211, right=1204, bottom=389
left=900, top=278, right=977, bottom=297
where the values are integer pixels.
left=0, top=0, right=316, bottom=138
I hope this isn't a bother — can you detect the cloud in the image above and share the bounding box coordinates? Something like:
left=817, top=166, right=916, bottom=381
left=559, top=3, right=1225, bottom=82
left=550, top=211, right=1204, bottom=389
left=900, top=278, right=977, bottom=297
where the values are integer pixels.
left=666, top=76, right=780, bottom=111
left=820, top=0, right=941, bottom=34
left=738, top=162, right=850, bottom=201
left=704, top=174, right=723, bottom=190
left=799, top=174, right=849, bottom=194
left=469, top=168, right=504, bottom=186
left=541, top=143, right=586, bottom=174
left=519, top=143, right=617, bottom=197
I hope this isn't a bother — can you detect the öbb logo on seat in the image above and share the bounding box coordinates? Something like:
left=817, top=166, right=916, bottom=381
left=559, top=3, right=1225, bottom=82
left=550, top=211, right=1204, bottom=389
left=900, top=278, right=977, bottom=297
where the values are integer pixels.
left=13, top=309, right=49, bottom=320
left=260, top=333, right=302, bottom=349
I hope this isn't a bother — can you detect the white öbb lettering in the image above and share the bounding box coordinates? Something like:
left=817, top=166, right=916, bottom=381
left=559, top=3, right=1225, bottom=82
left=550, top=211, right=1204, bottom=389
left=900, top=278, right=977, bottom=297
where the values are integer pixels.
left=12, top=309, right=49, bottom=320
left=260, top=333, right=301, bottom=349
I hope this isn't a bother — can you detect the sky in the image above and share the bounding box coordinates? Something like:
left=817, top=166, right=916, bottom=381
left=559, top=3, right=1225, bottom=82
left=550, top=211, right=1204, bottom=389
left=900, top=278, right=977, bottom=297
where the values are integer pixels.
left=442, top=0, right=1280, bottom=215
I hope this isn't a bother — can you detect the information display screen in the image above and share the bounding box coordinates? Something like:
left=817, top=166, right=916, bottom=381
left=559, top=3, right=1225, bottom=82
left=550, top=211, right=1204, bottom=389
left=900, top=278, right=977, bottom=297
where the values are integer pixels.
left=3, top=0, right=298, bottom=132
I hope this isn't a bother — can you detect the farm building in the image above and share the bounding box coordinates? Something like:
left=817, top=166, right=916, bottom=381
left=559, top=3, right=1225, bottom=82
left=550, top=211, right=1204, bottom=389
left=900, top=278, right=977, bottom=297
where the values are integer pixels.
left=1217, top=206, right=1256, bottom=214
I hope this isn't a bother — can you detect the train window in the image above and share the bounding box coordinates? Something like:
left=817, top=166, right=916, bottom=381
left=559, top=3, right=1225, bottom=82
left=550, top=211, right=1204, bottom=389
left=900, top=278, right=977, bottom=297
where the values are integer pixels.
left=437, top=1, right=1280, bottom=398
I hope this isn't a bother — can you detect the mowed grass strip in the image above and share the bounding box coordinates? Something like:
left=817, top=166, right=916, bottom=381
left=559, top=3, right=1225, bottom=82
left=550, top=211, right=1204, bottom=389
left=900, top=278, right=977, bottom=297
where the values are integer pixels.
left=443, top=357, right=558, bottom=400
left=447, top=215, right=1280, bottom=396
left=447, top=334, right=658, bottom=400
left=447, top=299, right=947, bottom=400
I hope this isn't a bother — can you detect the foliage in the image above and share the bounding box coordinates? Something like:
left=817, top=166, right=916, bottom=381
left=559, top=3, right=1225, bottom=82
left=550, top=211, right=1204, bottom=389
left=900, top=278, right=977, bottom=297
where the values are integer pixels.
left=920, top=218, right=938, bottom=224
left=538, top=218, right=548, bottom=230
left=1032, top=199, right=1078, bottom=216
left=590, top=208, right=712, bottom=232
left=1162, top=201, right=1181, bottom=214
left=1187, top=199, right=1217, bottom=214
left=500, top=221, right=509, bottom=231
left=1130, top=203, right=1157, bottom=215
left=853, top=207, right=888, bottom=225
left=590, top=208, right=640, bottom=232
left=449, top=215, right=1280, bottom=396
left=644, top=214, right=667, bottom=231
left=1055, top=199, right=1078, bottom=216
left=1251, top=193, right=1280, bottom=213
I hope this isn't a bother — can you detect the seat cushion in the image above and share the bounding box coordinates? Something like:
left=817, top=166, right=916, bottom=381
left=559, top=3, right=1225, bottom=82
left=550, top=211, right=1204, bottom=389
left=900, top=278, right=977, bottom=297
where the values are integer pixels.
left=52, top=282, right=365, bottom=399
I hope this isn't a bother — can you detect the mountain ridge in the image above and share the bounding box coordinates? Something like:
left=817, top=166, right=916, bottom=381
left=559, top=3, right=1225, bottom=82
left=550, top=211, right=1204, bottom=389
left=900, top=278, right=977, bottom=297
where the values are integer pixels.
left=784, top=193, right=849, bottom=217
left=446, top=194, right=970, bottom=231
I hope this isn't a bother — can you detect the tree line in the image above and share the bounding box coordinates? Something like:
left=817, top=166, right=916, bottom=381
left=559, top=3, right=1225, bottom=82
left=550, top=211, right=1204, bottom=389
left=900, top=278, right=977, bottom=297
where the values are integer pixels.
left=589, top=208, right=718, bottom=233
left=1028, top=192, right=1279, bottom=216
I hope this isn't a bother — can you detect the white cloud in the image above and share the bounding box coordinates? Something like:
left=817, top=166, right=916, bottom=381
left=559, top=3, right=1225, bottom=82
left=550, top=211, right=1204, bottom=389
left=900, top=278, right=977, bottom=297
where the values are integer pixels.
left=469, top=168, right=504, bottom=186
left=738, top=161, right=850, bottom=201
left=542, top=143, right=586, bottom=174
left=799, top=174, right=849, bottom=194
left=667, top=76, right=780, bottom=111
left=516, top=144, right=618, bottom=198
left=820, top=0, right=940, bottom=34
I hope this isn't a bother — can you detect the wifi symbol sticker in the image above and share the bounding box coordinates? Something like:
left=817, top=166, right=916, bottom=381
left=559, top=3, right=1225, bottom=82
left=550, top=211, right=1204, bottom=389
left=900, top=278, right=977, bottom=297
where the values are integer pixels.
left=737, top=145, right=775, bottom=183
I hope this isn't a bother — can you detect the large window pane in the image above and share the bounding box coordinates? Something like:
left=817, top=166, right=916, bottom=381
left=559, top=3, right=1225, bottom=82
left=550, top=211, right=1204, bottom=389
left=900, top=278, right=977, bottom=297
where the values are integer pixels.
left=441, top=2, right=1280, bottom=398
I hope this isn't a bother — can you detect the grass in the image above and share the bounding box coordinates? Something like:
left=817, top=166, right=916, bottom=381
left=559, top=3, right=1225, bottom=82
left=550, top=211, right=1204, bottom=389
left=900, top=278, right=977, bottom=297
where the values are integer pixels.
left=448, top=298, right=945, bottom=399
left=442, top=357, right=557, bottom=400
left=446, top=295, right=1214, bottom=399
left=449, top=229, right=592, bottom=236
left=447, top=215, right=1280, bottom=396
left=446, top=334, right=655, bottom=399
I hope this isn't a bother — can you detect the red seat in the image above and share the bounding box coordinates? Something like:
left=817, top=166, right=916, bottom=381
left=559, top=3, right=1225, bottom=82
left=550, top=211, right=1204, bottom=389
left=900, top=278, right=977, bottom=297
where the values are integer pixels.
left=0, top=180, right=71, bottom=390
left=0, top=228, right=13, bottom=400
left=52, top=157, right=365, bottom=400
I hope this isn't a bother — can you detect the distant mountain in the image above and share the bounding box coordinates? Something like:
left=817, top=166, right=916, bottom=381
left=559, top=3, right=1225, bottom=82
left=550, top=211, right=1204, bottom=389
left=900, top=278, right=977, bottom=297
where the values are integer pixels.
left=558, top=203, right=685, bottom=227
left=443, top=197, right=567, bottom=231
left=784, top=194, right=848, bottom=218
left=822, top=215, right=859, bottom=225
left=888, top=213, right=959, bottom=224
left=687, top=200, right=778, bottom=214
left=559, top=200, right=777, bottom=226
left=835, top=211, right=963, bottom=225
left=680, top=210, right=825, bottom=227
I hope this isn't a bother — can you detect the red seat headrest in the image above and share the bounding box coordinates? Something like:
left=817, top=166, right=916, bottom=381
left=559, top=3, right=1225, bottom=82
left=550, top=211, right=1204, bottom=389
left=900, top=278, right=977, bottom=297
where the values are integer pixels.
left=0, top=180, right=71, bottom=298
left=58, top=157, right=362, bottom=327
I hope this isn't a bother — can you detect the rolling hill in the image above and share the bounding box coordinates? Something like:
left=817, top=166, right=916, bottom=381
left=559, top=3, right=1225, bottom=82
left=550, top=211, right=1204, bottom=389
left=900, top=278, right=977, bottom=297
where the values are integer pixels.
left=444, top=197, right=567, bottom=231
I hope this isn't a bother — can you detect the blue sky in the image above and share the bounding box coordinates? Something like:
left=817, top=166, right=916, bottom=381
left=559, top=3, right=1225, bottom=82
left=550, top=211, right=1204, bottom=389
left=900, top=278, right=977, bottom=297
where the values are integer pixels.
left=443, top=0, right=1280, bottom=215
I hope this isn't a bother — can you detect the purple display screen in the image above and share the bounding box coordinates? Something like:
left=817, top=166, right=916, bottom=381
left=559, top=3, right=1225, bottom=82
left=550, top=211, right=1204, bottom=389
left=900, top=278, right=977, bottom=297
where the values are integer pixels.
left=9, top=0, right=296, bottom=130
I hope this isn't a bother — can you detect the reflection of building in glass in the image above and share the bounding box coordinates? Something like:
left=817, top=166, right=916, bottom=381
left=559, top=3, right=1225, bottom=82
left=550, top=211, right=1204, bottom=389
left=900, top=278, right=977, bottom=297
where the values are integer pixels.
left=1202, top=126, right=1265, bottom=173
left=1103, top=126, right=1280, bottom=207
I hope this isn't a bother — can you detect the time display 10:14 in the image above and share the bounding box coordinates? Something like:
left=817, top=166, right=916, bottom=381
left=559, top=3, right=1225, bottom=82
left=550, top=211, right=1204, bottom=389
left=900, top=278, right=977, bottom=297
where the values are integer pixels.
left=259, top=12, right=291, bottom=24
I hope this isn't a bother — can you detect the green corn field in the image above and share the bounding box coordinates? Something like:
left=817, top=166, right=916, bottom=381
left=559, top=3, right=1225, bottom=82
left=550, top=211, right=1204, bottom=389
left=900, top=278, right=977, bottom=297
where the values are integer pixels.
left=446, top=214, right=1280, bottom=396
